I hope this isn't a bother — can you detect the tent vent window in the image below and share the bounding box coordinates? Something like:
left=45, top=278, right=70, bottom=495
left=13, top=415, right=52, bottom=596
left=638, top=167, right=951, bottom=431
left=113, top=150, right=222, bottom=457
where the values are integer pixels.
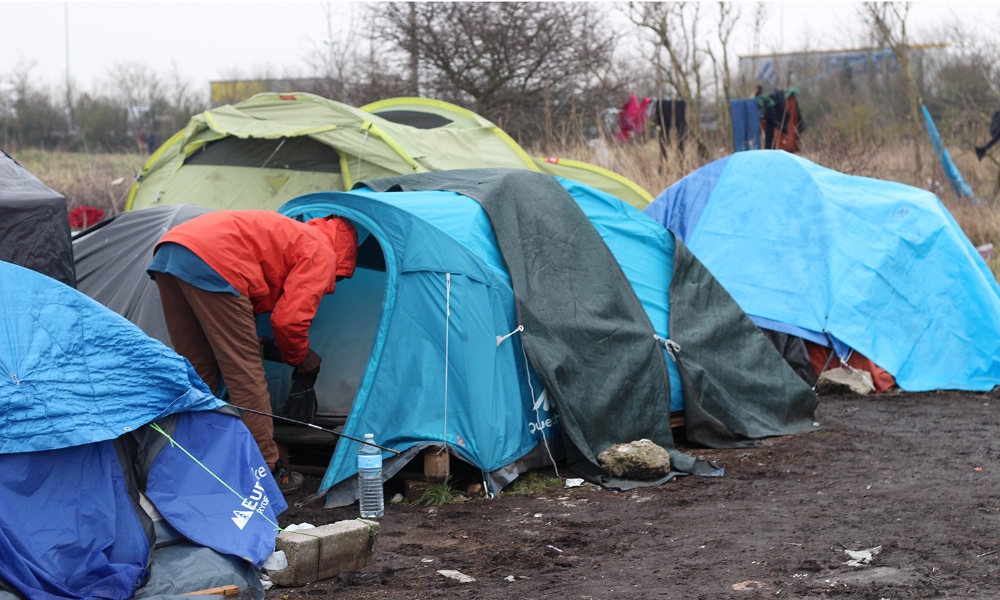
left=374, top=110, right=453, bottom=130
left=185, top=136, right=341, bottom=173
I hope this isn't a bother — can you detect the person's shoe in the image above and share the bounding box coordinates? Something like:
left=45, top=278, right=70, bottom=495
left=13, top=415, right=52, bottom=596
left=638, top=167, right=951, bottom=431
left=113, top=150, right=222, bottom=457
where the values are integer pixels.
left=272, top=459, right=305, bottom=495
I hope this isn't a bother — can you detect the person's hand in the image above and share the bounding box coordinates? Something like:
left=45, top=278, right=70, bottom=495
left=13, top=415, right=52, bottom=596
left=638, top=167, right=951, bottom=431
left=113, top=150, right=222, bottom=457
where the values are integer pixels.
left=296, top=348, right=322, bottom=374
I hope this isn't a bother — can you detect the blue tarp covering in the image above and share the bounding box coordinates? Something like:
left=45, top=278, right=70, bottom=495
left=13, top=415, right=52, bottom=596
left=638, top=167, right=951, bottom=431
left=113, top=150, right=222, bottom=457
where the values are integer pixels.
left=276, top=179, right=686, bottom=493
left=0, top=261, right=223, bottom=454
left=145, top=411, right=287, bottom=569
left=0, top=441, right=151, bottom=600
left=0, top=261, right=282, bottom=597
left=645, top=150, right=1000, bottom=391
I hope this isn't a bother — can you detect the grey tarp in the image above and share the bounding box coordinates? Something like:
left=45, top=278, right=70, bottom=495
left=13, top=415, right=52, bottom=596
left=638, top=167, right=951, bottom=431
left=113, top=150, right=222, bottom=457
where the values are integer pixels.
left=361, top=169, right=818, bottom=483
left=360, top=170, right=700, bottom=484
left=0, top=544, right=264, bottom=600
left=73, top=204, right=212, bottom=347
left=0, top=149, right=75, bottom=287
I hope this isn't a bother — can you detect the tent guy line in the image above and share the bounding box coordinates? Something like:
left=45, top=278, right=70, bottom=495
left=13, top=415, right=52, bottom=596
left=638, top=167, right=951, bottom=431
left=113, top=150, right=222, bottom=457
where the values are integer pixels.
left=235, top=405, right=401, bottom=455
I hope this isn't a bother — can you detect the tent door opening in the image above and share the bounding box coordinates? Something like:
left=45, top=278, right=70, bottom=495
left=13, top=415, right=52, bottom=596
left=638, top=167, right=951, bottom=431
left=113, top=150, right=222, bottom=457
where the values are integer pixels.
left=259, top=221, right=387, bottom=427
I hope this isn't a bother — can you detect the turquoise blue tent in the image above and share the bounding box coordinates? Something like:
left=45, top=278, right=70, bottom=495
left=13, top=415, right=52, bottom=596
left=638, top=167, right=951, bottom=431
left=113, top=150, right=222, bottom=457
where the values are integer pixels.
left=275, top=186, right=552, bottom=502
left=645, top=150, right=1000, bottom=391
left=274, top=172, right=816, bottom=505
left=73, top=171, right=816, bottom=505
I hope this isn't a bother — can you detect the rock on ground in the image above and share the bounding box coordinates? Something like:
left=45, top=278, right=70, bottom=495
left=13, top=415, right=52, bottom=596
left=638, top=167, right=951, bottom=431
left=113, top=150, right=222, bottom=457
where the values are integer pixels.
left=596, top=438, right=671, bottom=479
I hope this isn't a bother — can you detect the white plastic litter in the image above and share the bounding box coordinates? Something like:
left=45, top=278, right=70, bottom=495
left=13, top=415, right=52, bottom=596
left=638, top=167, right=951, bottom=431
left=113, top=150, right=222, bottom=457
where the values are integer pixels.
left=262, top=550, right=287, bottom=571
left=564, top=478, right=585, bottom=488
left=437, top=570, right=476, bottom=583
left=283, top=523, right=316, bottom=532
left=505, top=575, right=515, bottom=582
left=844, top=546, right=882, bottom=567
left=258, top=571, right=274, bottom=590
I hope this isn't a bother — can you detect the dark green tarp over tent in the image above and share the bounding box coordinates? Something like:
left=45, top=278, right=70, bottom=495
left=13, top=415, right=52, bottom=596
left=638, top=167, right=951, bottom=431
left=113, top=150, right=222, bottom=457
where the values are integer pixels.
left=361, top=170, right=818, bottom=485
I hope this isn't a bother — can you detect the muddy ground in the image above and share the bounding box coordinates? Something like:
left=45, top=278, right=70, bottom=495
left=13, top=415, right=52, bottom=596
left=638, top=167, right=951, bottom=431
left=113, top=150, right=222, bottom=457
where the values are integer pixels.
left=273, top=390, right=1000, bottom=599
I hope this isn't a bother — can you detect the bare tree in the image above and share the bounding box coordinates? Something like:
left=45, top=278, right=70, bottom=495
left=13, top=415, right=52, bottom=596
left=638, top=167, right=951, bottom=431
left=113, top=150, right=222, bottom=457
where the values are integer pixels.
left=372, top=2, right=615, bottom=144
left=863, top=2, right=923, bottom=173
left=105, top=61, right=165, bottom=147
left=303, top=2, right=360, bottom=101
left=741, top=2, right=768, bottom=96
left=5, top=60, right=63, bottom=150
left=626, top=2, right=708, bottom=151
left=706, top=3, right=740, bottom=150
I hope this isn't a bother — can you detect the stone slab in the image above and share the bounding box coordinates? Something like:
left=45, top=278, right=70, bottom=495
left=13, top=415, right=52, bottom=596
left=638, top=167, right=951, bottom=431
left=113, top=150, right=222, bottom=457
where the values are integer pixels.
left=314, top=519, right=379, bottom=581
left=270, top=529, right=319, bottom=587
left=269, top=520, right=379, bottom=587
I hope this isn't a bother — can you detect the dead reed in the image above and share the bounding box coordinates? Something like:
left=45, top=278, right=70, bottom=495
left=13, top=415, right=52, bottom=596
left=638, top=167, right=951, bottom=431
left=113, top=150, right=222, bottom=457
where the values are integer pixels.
left=12, top=140, right=1000, bottom=281
left=11, top=149, right=143, bottom=216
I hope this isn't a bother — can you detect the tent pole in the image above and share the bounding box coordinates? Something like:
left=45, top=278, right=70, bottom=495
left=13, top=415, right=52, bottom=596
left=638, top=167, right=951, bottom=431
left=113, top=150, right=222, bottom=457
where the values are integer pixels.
left=233, top=405, right=401, bottom=454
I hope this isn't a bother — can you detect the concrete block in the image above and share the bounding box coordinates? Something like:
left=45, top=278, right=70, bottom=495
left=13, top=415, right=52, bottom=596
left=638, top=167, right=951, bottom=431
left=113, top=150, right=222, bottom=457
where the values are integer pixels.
left=423, top=446, right=450, bottom=482
left=315, top=519, right=379, bottom=581
left=270, top=529, right=319, bottom=587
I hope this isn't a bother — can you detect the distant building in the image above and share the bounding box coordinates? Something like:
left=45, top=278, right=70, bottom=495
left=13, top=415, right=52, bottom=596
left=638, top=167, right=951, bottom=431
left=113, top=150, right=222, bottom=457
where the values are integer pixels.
left=738, top=44, right=948, bottom=92
left=209, top=78, right=328, bottom=106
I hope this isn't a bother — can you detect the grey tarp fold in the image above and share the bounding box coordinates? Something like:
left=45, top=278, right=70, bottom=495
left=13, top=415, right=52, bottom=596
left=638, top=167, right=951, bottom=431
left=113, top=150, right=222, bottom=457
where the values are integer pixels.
left=669, top=241, right=819, bottom=448
left=73, top=204, right=213, bottom=347
left=359, top=169, right=693, bottom=484
left=0, top=149, right=75, bottom=287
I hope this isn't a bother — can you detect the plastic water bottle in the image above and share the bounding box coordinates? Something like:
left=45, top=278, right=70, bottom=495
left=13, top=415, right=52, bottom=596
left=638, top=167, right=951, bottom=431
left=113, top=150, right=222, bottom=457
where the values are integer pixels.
left=358, top=433, right=384, bottom=518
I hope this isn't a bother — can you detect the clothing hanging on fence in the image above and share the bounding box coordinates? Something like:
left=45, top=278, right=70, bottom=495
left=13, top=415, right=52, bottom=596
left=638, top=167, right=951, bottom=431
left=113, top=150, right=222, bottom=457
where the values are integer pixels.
left=975, top=105, right=1000, bottom=161
left=615, top=95, right=652, bottom=143
left=775, top=92, right=805, bottom=153
left=757, top=90, right=805, bottom=152
left=729, top=99, right=761, bottom=152
left=653, top=99, right=687, bottom=159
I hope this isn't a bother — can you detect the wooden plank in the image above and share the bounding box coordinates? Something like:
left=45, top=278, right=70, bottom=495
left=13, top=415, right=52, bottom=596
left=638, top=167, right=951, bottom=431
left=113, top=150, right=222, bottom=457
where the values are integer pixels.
left=182, top=585, right=239, bottom=596
left=670, top=416, right=685, bottom=429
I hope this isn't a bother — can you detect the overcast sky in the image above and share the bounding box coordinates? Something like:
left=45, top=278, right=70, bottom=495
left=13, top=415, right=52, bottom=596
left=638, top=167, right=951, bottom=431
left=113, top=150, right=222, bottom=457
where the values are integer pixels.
left=1, top=2, right=996, bottom=98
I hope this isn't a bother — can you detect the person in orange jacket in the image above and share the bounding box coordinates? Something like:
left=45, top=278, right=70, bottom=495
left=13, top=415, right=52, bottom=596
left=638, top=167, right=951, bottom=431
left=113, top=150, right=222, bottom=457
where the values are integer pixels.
left=147, top=210, right=358, bottom=494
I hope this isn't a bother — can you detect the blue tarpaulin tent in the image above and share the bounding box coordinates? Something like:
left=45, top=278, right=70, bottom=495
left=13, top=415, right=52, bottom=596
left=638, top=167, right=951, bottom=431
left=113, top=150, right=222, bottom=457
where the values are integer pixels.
left=645, top=150, right=1000, bottom=391
left=0, top=261, right=285, bottom=600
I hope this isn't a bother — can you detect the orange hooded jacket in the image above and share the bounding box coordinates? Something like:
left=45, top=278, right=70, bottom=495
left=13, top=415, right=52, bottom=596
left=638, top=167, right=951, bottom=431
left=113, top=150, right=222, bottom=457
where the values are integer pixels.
left=158, top=210, right=358, bottom=366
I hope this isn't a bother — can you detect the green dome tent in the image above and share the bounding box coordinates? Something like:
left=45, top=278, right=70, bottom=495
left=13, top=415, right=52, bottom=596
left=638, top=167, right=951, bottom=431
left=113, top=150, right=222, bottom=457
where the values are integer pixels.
left=126, top=93, right=652, bottom=212
left=361, top=97, right=654, bottom=209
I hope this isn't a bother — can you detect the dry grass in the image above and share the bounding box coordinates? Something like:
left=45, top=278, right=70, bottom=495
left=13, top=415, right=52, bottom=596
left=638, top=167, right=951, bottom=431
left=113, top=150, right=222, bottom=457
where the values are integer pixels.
left=11, top=149, right=144, bottom=216
left=11, top=140, right=1000, bottom=281
left=537, top=135, right=1000, bottom=281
